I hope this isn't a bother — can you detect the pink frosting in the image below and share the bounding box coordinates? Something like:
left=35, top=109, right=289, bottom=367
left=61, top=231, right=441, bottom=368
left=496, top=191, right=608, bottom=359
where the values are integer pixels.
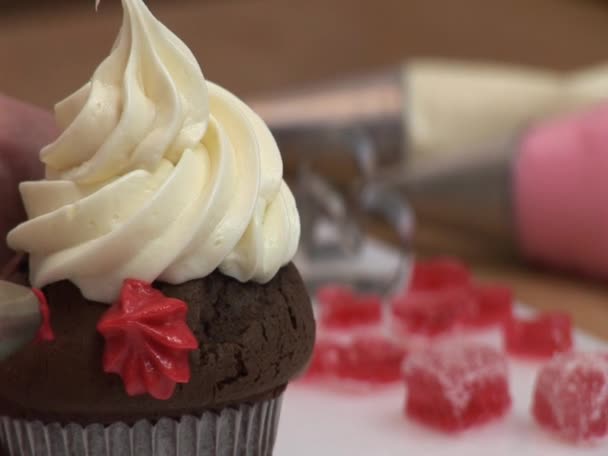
left=515, top=103, right=608, bottom=279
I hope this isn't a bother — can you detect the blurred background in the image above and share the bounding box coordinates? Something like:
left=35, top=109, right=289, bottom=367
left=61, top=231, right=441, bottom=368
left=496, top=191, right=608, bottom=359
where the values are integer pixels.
left=3, top=0, right=608, bottom=338
left=3, top=0, right=608, bottom=105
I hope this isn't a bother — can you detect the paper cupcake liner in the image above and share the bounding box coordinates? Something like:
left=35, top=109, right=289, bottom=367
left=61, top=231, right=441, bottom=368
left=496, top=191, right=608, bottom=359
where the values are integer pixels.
left=0, top=395, right=282, bottom=456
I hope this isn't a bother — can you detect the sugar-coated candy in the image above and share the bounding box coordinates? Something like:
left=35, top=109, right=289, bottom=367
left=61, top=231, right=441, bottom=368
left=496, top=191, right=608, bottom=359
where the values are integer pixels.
left=316, top=285, right=354, bottom=308
left=303, top=339, right=344, bottom=379
left=317, top=285, right=382, bottom=329
left=303, top=335, right=407, bottom=385
left=465, top=284, right=513, bottom=328
left=409, top=258, right=471, bottom=291
left=337, top=335, right=408, bottom=384
left=391, top=287, right=475, bottom=336
left=504, top=312, right=573, bottom=358
left=403, top=343, right=511, bottom=431
left=533, top=352, right=608, bottom=442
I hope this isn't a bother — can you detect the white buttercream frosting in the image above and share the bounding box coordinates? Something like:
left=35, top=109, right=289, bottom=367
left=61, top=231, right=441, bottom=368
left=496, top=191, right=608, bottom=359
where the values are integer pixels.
left=7, top=0, right=300, bottom=303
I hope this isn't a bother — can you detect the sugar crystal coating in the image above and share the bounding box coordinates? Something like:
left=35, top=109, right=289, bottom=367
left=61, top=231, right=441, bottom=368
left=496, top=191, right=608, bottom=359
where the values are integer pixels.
left=532, top=352, right=608, bottom=442
left=403, top=343, right=511, bottom=431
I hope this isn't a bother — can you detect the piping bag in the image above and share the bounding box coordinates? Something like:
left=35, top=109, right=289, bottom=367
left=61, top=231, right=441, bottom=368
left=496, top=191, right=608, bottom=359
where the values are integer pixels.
left=249, top=59, right=608, bottom=283
left=0, top=281, right=41, bottom=361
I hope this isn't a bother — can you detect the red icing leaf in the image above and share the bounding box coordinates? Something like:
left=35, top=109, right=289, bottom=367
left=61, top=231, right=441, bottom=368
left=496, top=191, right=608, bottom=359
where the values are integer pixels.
left=97, top=279, right=198, bottom=400
left=33, top=288, right=55, bottom=342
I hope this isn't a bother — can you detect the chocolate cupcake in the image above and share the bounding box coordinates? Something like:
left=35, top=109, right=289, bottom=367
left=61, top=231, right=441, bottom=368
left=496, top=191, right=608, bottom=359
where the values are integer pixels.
left=0, top=0, right=314, bottom=454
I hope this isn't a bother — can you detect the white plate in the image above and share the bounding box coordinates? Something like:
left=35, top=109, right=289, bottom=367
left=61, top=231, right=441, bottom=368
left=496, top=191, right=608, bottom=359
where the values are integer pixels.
left=277, top=325, right=607, bottom=455
left=283, top=230, right=607, bottom=455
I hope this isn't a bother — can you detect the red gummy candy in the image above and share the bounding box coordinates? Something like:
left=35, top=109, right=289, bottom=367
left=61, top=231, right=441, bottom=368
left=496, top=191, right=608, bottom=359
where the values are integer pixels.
left=304, top=339, right=344, bottom=379
left=317, top=285, right=354, bottom=307
left=533, top=352, right=608, bottom=442
left=337, top=335, right=408, bottom=384
left=97, top=279, right=199, bottom=400
left=403, top=343, right=511, bottom=431
left=33, top=288, right=55, bottom=342
left=504, top=312, right=572, bottom=358
left=466, top=284, right=513, bottom=328
left=317, top=285, right=382, bottom=329
left=410, top=258, right=471, bottom=291
left=391, top=287, right=475, bottom=336
left=304, top=335, right=407, bottom=385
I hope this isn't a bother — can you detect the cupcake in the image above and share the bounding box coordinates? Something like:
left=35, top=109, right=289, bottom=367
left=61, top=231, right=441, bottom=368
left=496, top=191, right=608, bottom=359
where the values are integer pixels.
left=0, top=0, right=315, bottom=455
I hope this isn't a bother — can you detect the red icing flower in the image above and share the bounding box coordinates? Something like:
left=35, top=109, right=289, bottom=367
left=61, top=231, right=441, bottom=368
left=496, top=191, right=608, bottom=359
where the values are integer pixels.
left=97, top=279, right=198, bottom=400
left=33, top=288, right=55, bottom=342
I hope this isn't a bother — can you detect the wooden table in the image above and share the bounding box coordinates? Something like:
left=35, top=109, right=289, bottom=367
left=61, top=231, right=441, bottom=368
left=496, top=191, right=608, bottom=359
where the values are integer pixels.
left=2, top=0, right=608, bottom=340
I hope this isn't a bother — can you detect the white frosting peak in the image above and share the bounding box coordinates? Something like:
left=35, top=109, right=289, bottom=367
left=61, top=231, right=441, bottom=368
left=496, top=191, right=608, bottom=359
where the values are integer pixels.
left=7, top=0, right=300, bottom=303
left=43, top=0, right=208, bottom=184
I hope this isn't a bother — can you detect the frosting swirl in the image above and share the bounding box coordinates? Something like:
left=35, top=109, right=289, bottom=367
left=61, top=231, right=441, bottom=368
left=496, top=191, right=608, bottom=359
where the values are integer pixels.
left=7, top=0, right=300, bottom=303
